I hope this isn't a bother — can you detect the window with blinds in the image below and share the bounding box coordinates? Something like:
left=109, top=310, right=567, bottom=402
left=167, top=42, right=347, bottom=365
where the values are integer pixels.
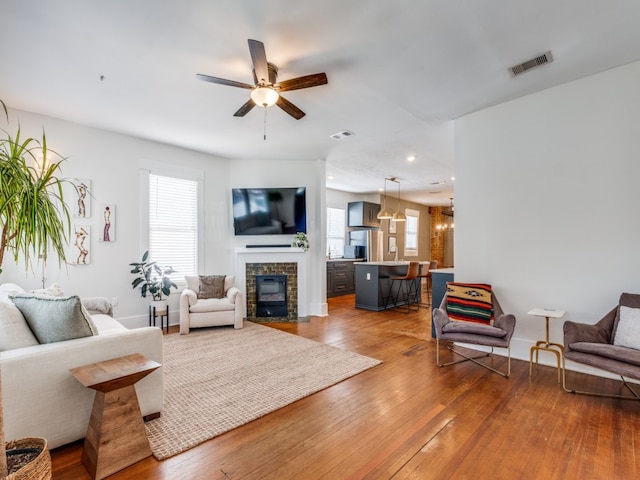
left=404, top=208, right=419, bottom=256
left=149, top=173, right=198, bottom=283
left=327, top=207, right=346, bottom=258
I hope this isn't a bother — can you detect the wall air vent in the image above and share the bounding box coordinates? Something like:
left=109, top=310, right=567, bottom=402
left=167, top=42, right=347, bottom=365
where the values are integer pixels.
left=330, top=130, right=355, bottom=140
left=509, top=51, right=553, bottom=77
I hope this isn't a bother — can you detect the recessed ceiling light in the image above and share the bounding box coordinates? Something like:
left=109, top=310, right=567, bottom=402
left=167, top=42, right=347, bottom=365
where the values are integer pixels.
left=407, top=155, right=416, bottom=162
left=451, top=176, right=455, bottom=181
left=327, top=175, right=334, bottom=180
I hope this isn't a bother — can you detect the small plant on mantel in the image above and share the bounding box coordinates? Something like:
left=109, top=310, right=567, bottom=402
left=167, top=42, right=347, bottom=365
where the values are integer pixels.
left=292, top=232, right=310, bottom=251
left=129, top=250, right=177, bottom=301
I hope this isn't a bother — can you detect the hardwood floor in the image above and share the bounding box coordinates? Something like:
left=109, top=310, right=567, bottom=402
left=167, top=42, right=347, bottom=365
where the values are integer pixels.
left=51, top=295, right=640, bottom=479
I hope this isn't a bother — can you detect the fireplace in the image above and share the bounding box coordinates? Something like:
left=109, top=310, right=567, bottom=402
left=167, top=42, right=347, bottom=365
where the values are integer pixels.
left=255, top=275, right=288, bottom=318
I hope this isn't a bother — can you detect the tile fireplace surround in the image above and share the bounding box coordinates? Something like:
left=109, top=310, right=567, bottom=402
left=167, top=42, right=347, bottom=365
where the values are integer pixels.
left=235, top=247, right=308, bottom=322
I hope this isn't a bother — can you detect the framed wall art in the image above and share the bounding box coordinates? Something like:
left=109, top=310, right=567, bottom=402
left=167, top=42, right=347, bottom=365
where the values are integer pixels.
left=99, top=203, right=116, bottom=242
left=69, top=224, right=91, bottom=265
left=388, top=236, right=397, bottom=254
left=70, top=178, right=91, bottom=218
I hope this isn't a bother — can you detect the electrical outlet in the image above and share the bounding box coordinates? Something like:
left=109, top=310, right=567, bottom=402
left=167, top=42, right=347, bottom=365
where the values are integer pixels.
left=366, top=273, right=371, bottom=280
left=111, top=297, right=118, bottom=307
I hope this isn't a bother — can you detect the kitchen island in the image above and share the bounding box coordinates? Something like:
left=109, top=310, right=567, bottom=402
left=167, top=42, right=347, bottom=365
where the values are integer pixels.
left=354, top=261, right=427, bottom=311
left=430, top=267, right=454, bottom=337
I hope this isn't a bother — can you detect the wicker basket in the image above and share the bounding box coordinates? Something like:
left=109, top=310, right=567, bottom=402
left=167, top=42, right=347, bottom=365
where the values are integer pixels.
left=5, top=438, right=51, bottom=480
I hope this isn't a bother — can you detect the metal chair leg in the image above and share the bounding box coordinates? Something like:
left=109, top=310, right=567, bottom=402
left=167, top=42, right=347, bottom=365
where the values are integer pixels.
left=437, top=340, right=511, bottom=378
left=562, top=366, right=640, bottom=400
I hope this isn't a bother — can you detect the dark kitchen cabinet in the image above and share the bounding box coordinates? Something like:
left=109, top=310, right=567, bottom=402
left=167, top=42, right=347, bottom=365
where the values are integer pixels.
left=327, top=260, right=359, bottom=298
left=347, top=201, right=381, bottom=227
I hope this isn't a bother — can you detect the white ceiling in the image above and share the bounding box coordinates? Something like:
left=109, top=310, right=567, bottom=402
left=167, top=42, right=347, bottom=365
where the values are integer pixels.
left=3, top=1, right=640, bottom=205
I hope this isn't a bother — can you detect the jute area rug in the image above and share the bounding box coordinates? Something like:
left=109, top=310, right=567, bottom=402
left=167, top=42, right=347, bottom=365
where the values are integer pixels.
left=145, top=321, right=382, bottom=460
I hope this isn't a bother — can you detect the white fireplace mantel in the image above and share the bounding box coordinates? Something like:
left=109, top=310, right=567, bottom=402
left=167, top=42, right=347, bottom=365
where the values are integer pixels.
left=234, top=247, right=308, bottom=318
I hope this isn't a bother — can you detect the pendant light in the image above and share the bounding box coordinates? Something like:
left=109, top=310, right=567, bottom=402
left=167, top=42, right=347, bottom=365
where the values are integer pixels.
left=377, top=177, right=395, bottom=219
left=392, top=178, right=406, bottom=222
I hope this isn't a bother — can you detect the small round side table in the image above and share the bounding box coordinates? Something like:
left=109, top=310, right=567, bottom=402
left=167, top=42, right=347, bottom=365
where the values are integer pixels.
left=528, top=308, right=566, bottom=383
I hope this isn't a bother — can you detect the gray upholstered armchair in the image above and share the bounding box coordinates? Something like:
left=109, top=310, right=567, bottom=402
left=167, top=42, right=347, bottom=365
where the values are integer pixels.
left=433, top=283, right=516, bottom=378
left=563, top=293, right=640, bottom=400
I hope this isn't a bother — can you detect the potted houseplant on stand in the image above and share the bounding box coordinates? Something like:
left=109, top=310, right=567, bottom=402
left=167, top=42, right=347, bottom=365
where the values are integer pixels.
left=129, top=250, right=177, bottom=314
left=1, top=100, right=63, bottom=478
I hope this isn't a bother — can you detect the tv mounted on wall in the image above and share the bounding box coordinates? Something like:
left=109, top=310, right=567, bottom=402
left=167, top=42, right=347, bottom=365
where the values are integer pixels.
left=232, top=187, right=307, bottom=236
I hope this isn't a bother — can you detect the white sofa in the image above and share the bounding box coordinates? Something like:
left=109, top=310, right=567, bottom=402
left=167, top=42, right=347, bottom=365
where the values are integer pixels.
left=0, top=284, right=163, bottom=450
left=179, top=275, right=244, bottom=334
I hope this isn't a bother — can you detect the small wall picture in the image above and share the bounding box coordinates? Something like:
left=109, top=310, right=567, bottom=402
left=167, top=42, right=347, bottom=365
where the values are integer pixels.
left=389, top=219, right=397, bottom=234
left=388, top=236, right=397, bottom=254
left=70, top=178, right=91, bottom=218
left=99, top=204, right=115, bottom=242
left=69, top=224, right=90, bottom=265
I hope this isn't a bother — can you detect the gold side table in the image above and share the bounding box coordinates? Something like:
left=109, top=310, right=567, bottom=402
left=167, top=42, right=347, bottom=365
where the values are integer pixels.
left=528, top=308, right=566, bottom=383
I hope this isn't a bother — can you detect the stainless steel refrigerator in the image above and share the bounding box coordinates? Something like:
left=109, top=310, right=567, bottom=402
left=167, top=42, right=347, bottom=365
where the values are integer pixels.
left=349, top=229, right=383, bottom=262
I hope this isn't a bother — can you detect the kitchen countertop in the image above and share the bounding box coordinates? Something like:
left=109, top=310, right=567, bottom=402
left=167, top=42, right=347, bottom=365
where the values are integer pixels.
left=355, top=261, right=431, bottom=266
left=430, top=267, right=455, bottom=274
left=327, top=258, right=364, bottom=262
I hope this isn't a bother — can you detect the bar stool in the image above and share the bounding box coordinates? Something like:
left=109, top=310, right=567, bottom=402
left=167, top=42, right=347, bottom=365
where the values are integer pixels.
left=417, top=260, right=438, bottom=308
left=384, top=261, right=421, bottom=313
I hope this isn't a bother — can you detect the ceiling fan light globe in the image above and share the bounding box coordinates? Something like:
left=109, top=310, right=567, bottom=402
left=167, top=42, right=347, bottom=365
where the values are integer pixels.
left=251, top=87, right=279, bottom=107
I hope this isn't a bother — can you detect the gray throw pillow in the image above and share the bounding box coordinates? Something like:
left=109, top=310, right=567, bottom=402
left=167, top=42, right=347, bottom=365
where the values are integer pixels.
left=11, top=294, right=97, bottom=344
left=198, top=275, right=226, bottom=299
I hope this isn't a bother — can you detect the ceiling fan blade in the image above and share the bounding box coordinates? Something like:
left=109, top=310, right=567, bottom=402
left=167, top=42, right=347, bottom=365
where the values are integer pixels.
left=248, top=39, right=270, bottom=85
left=196, top=73, right=254, bottom=89
left=276, top=73, right=328, bottom=92
left=233, top=98, right=257, bottom=117
left=276, top=96, right=305, bottom=120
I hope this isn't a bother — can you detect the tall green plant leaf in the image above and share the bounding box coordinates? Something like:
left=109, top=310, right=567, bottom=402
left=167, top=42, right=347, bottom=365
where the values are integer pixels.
left=0, top=124, right=72, bottom=273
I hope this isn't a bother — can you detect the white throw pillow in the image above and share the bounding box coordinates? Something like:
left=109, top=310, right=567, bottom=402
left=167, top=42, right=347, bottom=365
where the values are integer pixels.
left=613, top=306, right=640, bottom=350
left=0, top=300, right=39, bottom=351
left=29, top=283, right=65, bottom=297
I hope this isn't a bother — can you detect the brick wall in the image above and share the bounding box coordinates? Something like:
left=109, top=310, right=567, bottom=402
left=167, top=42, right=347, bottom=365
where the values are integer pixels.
left=430, top=206, right=452, bottom=267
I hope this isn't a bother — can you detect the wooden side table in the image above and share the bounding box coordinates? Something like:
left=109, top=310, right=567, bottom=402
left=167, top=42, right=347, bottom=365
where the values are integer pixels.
left=70, top=353, right=161, bottom=479
left=528, top=308, right=566, bottom=383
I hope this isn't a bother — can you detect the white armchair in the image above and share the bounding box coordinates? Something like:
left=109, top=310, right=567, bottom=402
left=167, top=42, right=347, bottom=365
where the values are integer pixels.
left=180, top=275, right=244, bottom=334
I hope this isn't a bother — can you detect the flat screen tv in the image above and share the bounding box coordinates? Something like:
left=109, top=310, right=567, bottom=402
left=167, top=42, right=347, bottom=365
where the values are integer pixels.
left=232, top=187, right=307, bottom=236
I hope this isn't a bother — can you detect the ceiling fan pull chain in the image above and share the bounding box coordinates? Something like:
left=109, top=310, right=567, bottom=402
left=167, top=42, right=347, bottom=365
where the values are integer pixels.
left=263, top=107, right=268, bottom=141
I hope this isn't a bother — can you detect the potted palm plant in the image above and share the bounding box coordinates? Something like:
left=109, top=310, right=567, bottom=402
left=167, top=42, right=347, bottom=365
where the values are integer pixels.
left=129, top=250, right=177, bottom=313
left=1, top=99, right=59, bottom=478
left=0, top=100, right=72, bottom=276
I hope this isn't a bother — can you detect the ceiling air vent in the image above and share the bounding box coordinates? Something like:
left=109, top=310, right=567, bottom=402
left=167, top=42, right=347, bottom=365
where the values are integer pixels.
left=509, top=51, right=553, bottom=77
left=330, top=130, right=355, bottom=140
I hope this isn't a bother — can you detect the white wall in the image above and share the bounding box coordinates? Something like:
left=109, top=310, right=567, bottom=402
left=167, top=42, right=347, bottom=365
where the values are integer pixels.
left=1, top=109, right=325, bottom=324
left=455, top=60, right=640, bottom=375
left=229, top=158, right=328, bottom=316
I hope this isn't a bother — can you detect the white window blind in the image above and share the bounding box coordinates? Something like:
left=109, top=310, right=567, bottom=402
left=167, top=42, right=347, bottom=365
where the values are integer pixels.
left=327, top=207, right=346, bottom=258
left=149, top=173, right=198, bottom=282
left=404, top=208, right=419, bottom=256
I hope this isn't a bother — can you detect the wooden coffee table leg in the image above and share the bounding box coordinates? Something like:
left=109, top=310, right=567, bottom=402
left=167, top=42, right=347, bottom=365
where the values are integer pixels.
left=70, top=354, right=160, bottom=480
left=82, top=385, right=152, bottom=479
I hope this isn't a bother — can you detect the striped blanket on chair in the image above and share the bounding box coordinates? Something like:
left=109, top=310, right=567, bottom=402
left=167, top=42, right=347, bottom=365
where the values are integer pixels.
left=445, top=283, right=493, bottom=325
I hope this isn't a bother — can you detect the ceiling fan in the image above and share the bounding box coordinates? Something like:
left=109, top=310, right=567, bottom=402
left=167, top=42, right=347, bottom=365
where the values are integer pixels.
left=196, top=39, right=328, bottom=120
